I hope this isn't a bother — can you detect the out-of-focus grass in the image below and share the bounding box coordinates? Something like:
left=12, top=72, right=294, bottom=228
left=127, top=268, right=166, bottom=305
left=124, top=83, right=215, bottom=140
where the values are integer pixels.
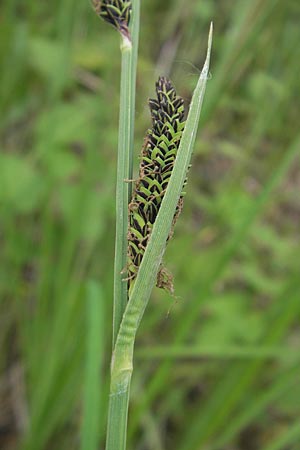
left=80, top=281, right=105, bottom=450
left=0, top=0, right=299, bottom=449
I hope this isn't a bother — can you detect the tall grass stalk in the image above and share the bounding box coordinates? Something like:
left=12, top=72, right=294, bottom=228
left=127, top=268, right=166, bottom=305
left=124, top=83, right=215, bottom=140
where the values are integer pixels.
left=113, top=0, right=140, bottom=347
left=106, top=24, right=213, bottom=450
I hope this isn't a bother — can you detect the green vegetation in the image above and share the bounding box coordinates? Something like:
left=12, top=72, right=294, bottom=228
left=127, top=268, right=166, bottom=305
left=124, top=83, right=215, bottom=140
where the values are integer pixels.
left=0, top=1, right=299, bottom=450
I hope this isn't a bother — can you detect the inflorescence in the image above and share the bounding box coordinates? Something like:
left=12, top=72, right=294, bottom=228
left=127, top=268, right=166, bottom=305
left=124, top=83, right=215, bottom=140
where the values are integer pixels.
left=127, top=77, right=186, bottom=293
left=92, top=0, right=132, bottom=40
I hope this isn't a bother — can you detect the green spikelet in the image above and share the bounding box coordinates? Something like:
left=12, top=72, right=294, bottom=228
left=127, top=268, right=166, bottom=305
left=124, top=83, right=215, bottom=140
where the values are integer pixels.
left=128, top=77, right=186, bottom=293
left=92, top=0, right=132, bottom=40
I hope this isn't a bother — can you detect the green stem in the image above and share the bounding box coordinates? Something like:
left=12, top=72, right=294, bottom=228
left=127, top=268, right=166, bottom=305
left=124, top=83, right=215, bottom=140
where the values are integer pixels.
left=106, top=385, right=131, bottom=450
left=106, top=24, right=212, bottom=450
left=107, top=3, right=140, bottom=450
left=113, top=0, right=140, bottom=348
left=106, top=320, right=134, bottom=450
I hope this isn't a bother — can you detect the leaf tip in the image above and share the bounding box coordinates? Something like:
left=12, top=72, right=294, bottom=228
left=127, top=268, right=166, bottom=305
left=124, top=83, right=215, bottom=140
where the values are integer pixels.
left=200, top=22, right=213, bottom=81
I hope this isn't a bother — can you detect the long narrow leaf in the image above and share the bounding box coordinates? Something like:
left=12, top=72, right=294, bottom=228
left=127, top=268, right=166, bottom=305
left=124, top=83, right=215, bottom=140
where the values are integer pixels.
left=115, top=23, right=213, bottom=358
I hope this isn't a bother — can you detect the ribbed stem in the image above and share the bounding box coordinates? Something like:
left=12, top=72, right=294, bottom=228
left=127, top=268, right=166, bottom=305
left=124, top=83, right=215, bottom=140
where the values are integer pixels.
left=113, top=44, right=132, bottom=350
left=113, top=0, right=140, bottom=348
left=106, top=380, right=131, bottom=450
left=107, top=3, right=140, bottom=450
left=106, top=328, right=134, bottom=450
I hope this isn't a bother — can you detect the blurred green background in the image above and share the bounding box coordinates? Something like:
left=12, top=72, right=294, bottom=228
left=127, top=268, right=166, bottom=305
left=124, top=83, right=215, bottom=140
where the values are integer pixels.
left=1, top=0, right=300, bottom=449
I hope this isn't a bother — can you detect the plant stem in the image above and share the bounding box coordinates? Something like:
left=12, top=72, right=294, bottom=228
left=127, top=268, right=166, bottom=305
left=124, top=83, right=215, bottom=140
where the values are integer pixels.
left=105, top=377, right=131, bottom=450
left=106, top=24, right=212, bottom=450
left=113, top=0, right=140, bottom=348
left=107, top=2, right=140, bottom=449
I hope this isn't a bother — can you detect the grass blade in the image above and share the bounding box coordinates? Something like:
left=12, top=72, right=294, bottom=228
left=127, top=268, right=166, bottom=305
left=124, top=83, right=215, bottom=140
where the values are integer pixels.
left=121, top=23, right=212, bottom=338
left=80, top=281, right=105, bottom=450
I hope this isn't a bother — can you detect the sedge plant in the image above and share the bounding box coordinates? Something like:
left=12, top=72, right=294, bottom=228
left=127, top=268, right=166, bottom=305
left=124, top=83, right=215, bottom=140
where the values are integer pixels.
left=92, top=2, right=212, bottom=449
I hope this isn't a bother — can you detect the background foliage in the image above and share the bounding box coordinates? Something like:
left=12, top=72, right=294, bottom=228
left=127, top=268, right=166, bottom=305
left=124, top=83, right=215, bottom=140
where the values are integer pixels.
left=0, top=1, right=299, bottom=449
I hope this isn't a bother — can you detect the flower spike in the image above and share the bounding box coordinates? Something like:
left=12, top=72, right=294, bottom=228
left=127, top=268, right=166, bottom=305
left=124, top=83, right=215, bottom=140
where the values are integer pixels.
left=92, top=0, right=132, bottom=41
left=128, top=77, right=187, bottom=293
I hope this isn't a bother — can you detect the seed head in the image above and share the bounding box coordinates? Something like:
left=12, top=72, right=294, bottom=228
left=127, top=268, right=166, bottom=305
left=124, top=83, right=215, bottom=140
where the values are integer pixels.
left=92, top=0, right=132, bottom=41
left=128, top=77, right=187, bottom=292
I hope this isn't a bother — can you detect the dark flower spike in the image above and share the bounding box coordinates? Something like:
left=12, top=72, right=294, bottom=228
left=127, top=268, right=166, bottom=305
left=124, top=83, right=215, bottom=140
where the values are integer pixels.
left=92, top=0, right=132, bottom=41
left=128, top=77, right=187, bottom=293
